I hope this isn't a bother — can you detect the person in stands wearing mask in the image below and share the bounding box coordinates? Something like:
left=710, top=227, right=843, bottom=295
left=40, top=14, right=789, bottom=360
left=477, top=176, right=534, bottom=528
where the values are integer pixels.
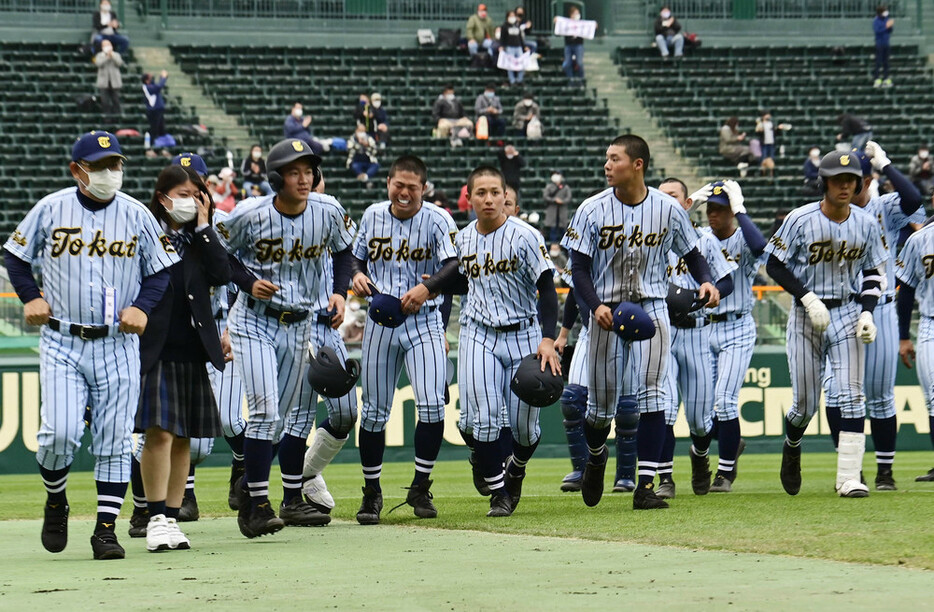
left=803, top=146, right=822, bottom=196
left=909, top=144, right=933, bottom=196
left=354, top=92, right=390, bottom=149
left=512, top=91, right=540, bottom=137
left=514, top=6, right=537, bottom=54
left=542, top=170, right=572, bottom=243
left=92, top=0, right=130, bottom=54
left=654, top=5, right=684, bottom=59
left=498, top=9, right=528, bottom=85
left=431, top=85, right=474, bottom=141
left=475, top=83, right=506, bottom=137
left=137, top=163, right=230, bottom=553
left=466, top=3, right=496, bottom=57
left=284, top=102, right=327, bottom=156
left=241, top=145, right=272, bottom=196
left=558, top=6, right=587, bottom=86
left=873, top=5, right=895, bottom=88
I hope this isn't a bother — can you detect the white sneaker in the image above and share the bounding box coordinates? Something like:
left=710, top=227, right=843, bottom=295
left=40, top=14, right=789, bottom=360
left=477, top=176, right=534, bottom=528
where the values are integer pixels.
left=302, top=474, right=336, bottom=512
left=146, top=514, right=171, bottom=552
left=166, top=517, right=190, bottom=550
left=837, top=479, right=869, bottom=498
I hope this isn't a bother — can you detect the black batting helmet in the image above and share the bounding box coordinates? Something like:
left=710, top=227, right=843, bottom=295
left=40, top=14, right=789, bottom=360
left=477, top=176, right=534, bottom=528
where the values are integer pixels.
left=266, top=138, right=322, bottom=192
left=817, top=150, right=863, bottom=194
left=510, top=354, right=564, bottom=407
left=306, top=346, right=360, bottom=398
left=666, top=283, right=700, bottom=321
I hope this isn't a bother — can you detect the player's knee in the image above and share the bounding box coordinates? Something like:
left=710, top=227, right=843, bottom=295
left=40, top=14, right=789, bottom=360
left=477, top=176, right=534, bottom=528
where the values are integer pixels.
left=94, top=454, right=130, bottom=482
left=472, top=422, right=500, bottom=443
left=866, top=399, right=895, bottom=420
left=417, top=405, right=445, bottom=424
left=189, top=438, right=214, bottom=465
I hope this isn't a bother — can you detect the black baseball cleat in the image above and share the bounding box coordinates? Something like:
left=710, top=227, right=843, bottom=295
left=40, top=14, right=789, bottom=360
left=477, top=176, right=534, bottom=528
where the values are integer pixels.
left=560, top=470, right=583, bottom=492
left=655, top=475, right=676, bottom=499
left=41, top=502, right=69, bottom=553
left=279, top=497, right=331, bottom=526
left=503, top=457, right=525, bottom=511
left=469, top=453, right=491, bottom=496
left=128, top=506, right=149, bottom=538
left=239, top=501, right=285, bottom=539
left=780, top=441, right=802, bottom=496
left=875, top=467, right=897, bottom=491
left=733, top=438, right=747, bottom=481
left=581, top=446, right=608, bottom=507
left=356, top=485, right=383, bottom=525
left=709, top=473, right=733, bottom=493
left=235, top=475, right=251, bottom=533
left=916, top=468, right=934, bottom=482
left=228, top=465, right=245, bottom=511
left=633, top=482, right=669, bottom=510
left=689, top=446, right=711, bottom=495
left=487, top=491, right=513, bottom=517
left=391, top=479, right=438, bottom=519
left=178, top=496, right=200, bottom=522
left=90, top=530, right=125, bottom=560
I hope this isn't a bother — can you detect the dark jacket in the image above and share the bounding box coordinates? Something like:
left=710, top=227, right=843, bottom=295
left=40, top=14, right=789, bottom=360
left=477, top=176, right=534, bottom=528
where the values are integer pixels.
left=143, top=77, right=167, bottom=110
left=92, top=10, right=118, bottom=34
left=140, top=226, right=231, bottom=374
left=432, top=95, right=467, bottom=122
left=240, top=156, right=267, bottom=183
left=654, top=16, right=682, bottom=37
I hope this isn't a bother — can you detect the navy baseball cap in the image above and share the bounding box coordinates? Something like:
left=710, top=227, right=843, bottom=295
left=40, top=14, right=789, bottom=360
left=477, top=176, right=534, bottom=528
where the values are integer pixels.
left=368, top=293, right=407, bottom=328
left=850, top=148, right=873, bottom=177
left=706, top=181, right=731, bottom=207
left=172, top=152, right=209, bottom=177
left=71, top=131, right=125, bottom=163
left=612, top=302, right=656, bottom=341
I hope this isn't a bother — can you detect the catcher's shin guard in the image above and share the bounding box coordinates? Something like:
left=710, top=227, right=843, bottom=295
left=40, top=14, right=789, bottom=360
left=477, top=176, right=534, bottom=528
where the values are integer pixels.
left=560, top=384, right=588, bottom=475
left=615, top=395, right=639, bottom=483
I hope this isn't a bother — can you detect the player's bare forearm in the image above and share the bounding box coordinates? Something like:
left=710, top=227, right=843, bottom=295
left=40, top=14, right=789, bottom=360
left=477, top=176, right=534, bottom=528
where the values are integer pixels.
left=23, top=297, right=51, bottom=326
left=118, top=306, right=149, bottom=335
left=352, top=272, right=373, bottom=296
left=401, top=284, right=430, bottom=314
left=537, top=338, right=561, bottom=376
left=899, top=339, right=915, bottom=369
left=328, top=293, right=345, bottom=329
left=555, top=327, right=570, bottom=354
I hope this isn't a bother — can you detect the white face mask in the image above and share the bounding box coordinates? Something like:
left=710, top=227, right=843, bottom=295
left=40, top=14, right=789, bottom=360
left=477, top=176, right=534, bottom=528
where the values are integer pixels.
left=251, top=150, right=261, bottom=160
left=101, top=3, right=111, bottom=11
left=550, top=246, right=561, bottom=257
left=79, top=167, right=122, bottom=200
left=165, top=196, right=198, bottom=224
left=571, top=13, right=581, bottom=20
left=508, top=16, right=516, bottom=24
left=444, top=94, right=455, bottom=101
left=292, top=108, right=303, bottom=118
left=920, top=150, right=930, bottom=159
left=809, top=150, right=820, bottom=160
left=523, top=99, right=533, bottom=106
left=661, top=10, right=671, bottom=19
left=551, top=173, right=563, bottom=185
left=372, top=100, right=381, bottom=108
left=882, top=11, right=889, bottom=18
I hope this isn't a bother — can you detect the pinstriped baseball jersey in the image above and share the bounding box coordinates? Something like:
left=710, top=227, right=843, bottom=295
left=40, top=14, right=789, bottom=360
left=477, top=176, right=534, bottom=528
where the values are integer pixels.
left=561, top=187, right=699, bottom=302
left=209, top=208, right=233, bottom=317
left=863, top=194, right=925, bottom=297
left=705, top=227, right=766, bottom=315
left=215, top=193, right=356, bottom=311
left=667, top=231, right=735, bottom=289
left=352, top=201, right=458, bottom=307
left=764, top=202, right=887, bottom=299
left=4, top=187, right=180, bottom=324
left=457, top=216, right=554, bottom=327
left=895, top=224, right=934, bottom=316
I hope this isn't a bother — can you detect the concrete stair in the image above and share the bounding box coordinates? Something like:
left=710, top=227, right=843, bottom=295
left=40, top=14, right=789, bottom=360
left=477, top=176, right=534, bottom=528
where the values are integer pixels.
left=131, top=46, right=252, bottom=158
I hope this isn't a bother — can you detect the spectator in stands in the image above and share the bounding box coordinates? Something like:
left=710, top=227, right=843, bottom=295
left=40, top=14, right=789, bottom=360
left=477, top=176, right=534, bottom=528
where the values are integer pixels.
left=802, top=146, right=822, bottom=196
left=558, top=6, right=586, bottom=86
left=284, top=102, right=327, bottom=156
left=498, top=9, right=527, bottom=85
left=240, top=144, right=272, bottom=197
left=354, top=92, right=390, bottom=149
left=466, top=4, right=496, bottom=57
left=654, top=6, right=684, bottom=59
left=909, top=145, right=934, bottom=196
left=719, top=116, right=757, bottom=175
left=432, top=85, right=474, bottom=140
left=754, top=111, right=790, bottom=178
left=94, top=39, right=123, bottom=125
left=497, top=143, right=526, bottom=195
left=873, top=5, right=895, bottom=88
left=474, top=83, right=506, bottom=137
left=208, top=167, right=239, bottom=213
left=512, top=91, right=540, bottom=137
left=515, top=6, right=537, bottom=54
left=504, top=184, right=519, bottom=217
left=543, top=170, right=572, bottom=243
left=346, top=124, right=380, bottom=183
left=92, top=0, right=129, bottom=54
left=836, top=113, right=873, bottom=151
left=424, top=180, right=451, bottom=212
left=142, top=71, right=169, bottom=140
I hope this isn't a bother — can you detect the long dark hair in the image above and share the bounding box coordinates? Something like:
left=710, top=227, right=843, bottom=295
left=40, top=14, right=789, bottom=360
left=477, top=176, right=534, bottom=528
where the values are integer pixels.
left=148, top=164, right=214, bottom=229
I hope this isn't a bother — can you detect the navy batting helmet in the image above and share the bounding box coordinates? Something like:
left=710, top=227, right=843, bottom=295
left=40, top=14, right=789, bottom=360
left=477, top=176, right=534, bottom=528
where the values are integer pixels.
left=612, top=302, right=656, bottom=341
left=666, top=283, right=701, bottom=321
left=706, top=181, right=731, bottom=208
left=510, top=354, right=564, bottom=407
left=817, top=150, right=863, bottom=194
left=266, top=138, right=322, bottom=192
left=306, top=346, right=360, bottom=398
left=368, top=293, right=407, bottom=328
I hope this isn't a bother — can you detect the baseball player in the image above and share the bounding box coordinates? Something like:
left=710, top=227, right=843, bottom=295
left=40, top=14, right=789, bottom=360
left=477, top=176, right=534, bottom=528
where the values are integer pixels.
left=217, top=138, right=355, bottom=538
left=4, top=131, right=179, bottom=559
left=894, top=221, right=934, bottom=482
left=657, top=178, right=736, bottom=499
left=449, top=165, right=559, bottom=517
left=766, top=150, right=887, bottom=498
left=822, top=142, right=923, bottom=491
left=689, top=180, right=767, bottom=493
left=561, top=134, right=719, bottom=510
left=349, top=155, right=458, bottom=524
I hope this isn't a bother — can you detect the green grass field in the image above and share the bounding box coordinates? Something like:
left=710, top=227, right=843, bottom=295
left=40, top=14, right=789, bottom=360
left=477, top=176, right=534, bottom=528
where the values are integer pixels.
left=2, top=452, right=934, bottom=610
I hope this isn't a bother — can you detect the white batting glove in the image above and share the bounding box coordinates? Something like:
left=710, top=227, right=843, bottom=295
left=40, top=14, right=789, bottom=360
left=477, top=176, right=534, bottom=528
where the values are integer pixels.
left=864, top=140, right=891, bottom=171
left=687, top=183, right=713, bottom=213
left=801, top=292, right=830, bottom=333
left=857, top=311, right=877, bottom=343
left=722, top=180, right=746, bottom=215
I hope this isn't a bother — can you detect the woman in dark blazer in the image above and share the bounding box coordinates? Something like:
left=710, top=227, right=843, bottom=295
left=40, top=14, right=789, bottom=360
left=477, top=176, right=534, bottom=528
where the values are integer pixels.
left=136, top=164, right=231, bottom=552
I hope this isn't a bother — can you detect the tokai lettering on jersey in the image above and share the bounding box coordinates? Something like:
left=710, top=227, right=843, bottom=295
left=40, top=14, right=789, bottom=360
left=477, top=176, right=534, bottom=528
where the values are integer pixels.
left=49, top=228, right=143, bottom=258
left=367, top=237, right=433, bottom=263
left=807, top=240, right=866, bottom=264
left=461, top=252, right=520, bottom=278
left=768, top=234, right=788, bottom=252
left=254, top=237, right=328, bottom=263
left=597, top=224, right=668, bottom=250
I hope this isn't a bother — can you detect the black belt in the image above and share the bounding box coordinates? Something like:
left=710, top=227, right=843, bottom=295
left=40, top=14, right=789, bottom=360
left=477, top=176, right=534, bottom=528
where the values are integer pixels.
left=493, top=317, right=534, bottom=333
left=795, top=296, right=856, bottom=309
left=247, top=297, right=309, bottom=324
left=879, top=294, right=895, bottom=305
left=48, top=318, right=110, bottom=340
left=214, top=309, right=226, bottom=320
left=708, top=312, right=744, bottom=323
left=672, top=316, right=708, bottom=329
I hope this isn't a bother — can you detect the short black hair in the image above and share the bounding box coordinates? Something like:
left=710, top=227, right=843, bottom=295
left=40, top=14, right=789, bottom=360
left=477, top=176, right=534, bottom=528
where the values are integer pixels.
left=389, top=155, right=428, bottom=184
left=659, top=177, right=688, bottom=200
left=467, top=165, right=506, bottom=195
left=610, top=134, right=651, bottom=170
